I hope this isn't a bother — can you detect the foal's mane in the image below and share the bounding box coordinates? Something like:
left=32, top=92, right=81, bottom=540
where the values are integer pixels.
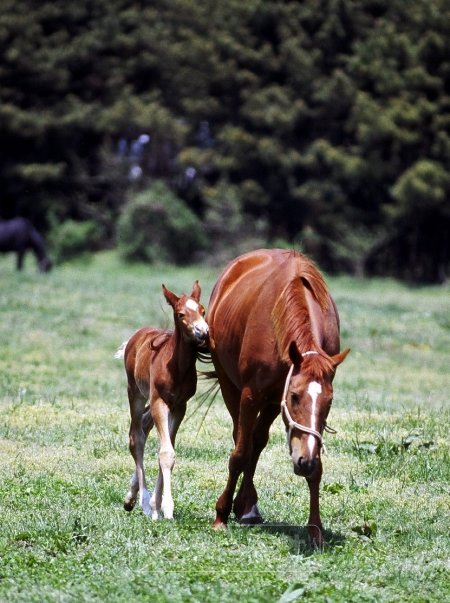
left=271, top=253, right=330, bottom=360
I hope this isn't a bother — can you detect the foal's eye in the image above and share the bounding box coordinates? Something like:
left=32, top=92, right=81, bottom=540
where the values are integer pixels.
left=291, top=392, right=300, bottom=405
left=177, top=313, right=185, bottom=319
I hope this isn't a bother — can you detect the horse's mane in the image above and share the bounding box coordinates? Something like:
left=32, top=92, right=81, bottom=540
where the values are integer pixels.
left=271, top=253, right=330, bottom=360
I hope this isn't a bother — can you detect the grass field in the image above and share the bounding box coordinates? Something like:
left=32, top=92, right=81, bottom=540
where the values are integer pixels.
left=0, top=251, right=449, bottom=602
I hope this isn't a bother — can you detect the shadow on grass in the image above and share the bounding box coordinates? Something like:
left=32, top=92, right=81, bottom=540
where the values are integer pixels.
left=241, top=523, right=346, bottom=555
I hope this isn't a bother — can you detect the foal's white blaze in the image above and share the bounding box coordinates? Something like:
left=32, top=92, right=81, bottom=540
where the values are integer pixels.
left=307, top=381, right=322, bottom=455
left=185, top=298, right=199, bottom=311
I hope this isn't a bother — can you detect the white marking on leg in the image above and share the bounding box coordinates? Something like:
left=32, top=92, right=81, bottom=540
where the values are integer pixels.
left=307, top=381, right=322, bottom=455
left=150, top=475, right=163, bottom=520
left=140, top=488, right=151, bottom=517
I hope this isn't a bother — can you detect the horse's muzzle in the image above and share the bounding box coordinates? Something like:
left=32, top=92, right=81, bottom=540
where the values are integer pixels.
left=193, top=323, right=209, bottom=346
left=294, top=457, right=320, bottom=478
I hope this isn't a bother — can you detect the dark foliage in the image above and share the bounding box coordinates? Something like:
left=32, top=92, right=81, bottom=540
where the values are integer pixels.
left=0, top=0, right=448, bottom=280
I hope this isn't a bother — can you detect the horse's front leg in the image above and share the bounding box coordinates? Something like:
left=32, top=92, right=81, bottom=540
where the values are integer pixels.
left=151, top=398, right=186, bottom=519
left=214, top=387, right=258, bottom=529
left=306, top=463, right=324, bottom=547
left=233, top=403, right=280, bottom=524
left=16, top=250, right=25, bottom=271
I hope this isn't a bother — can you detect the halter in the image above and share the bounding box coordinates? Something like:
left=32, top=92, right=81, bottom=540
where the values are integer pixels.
left=280, top=353, right=337, bottom=453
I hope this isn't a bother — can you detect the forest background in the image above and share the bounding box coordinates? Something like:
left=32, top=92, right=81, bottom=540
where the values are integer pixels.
left=1, top=0, right=449, bottom=282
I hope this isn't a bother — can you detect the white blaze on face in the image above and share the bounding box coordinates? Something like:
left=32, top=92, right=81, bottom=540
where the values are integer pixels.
left=185, top=298, right=208, bottom=337
left=307, top=381, right=322, bottom=455
left=186, top=299, right=199, bottom=311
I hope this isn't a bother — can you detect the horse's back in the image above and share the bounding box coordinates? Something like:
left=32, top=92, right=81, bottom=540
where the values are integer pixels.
left=208, top=248, right=328, bottom=332
left=208, top=249, right=288, bottom=326
left=124, top=327, right=169, bottom=382
left=207, top=249, right=339, bottom=384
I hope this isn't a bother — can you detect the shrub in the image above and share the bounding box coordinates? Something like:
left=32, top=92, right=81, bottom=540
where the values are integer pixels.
left=117, top=181, right=207, bottom=264
left=49, top=219, right=104, bottom=263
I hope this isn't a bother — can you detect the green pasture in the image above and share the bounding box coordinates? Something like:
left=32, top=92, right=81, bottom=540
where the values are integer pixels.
left=0, top=252, right=449, bottom=602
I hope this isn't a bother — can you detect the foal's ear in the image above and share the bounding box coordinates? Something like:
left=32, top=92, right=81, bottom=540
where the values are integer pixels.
left=162, top=284, right=179, bottom=308
left=331, top=348, right=351, bottom=369
left=288, top=341, right=304, bottom=368
left=191, top=280, right=201, bottom=302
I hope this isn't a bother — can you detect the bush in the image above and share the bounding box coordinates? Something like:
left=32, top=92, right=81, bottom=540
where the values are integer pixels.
left=117, top=181, right=207, bottom=264
left=49, top=219, right=104, bottom=263
left=201, top=178, right=269, bottom=265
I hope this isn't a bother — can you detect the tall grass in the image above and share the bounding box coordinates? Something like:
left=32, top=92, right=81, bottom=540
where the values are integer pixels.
left=0, top=252, right=449, bottom=602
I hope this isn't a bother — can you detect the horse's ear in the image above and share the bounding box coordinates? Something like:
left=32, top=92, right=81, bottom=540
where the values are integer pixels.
left=162, top=284, right=179, bottom=308
left=191, top=280, right=201, bottom=302
left=331, top=348, right=350, bottom=369
left=288, top=341, right=303, bottom=368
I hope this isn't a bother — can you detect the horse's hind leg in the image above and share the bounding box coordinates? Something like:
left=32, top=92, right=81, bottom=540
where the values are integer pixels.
left=214, top=385, right=258, bottom=529
left=233, top=403, right=280, bottom=524
left=124, top=384, right=152, bottom=516
left=124, top=404, right=154, bottom=512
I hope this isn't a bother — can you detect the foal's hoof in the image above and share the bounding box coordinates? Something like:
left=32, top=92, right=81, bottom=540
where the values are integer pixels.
left=123, top=499, right=136, bottom=512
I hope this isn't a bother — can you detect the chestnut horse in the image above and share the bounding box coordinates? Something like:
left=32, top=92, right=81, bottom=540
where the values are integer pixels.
left=115, top=281, right=208, bottom=519
left=207, top=249, right=349, bottom=545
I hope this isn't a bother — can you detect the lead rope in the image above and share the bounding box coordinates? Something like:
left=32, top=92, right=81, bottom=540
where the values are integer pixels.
left=280, top=357, right=337, bottom=454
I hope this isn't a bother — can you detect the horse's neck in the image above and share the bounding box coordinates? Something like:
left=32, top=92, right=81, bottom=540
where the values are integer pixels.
left=170, top=326, right=196, bottom=374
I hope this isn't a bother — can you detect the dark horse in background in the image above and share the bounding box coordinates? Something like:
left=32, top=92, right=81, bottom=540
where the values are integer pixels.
left=0, top=218, right=52, bottom=272
left=206, top=249, right=349, bottom=546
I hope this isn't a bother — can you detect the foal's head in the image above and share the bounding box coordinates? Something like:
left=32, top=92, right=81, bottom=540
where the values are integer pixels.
left=282, top=342, right=350, bottom=478
left=162, top=281, right=209, bottom=346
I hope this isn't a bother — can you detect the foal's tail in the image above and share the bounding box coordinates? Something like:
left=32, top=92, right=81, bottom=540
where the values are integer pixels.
left=114, top=340, right=128, bottom=360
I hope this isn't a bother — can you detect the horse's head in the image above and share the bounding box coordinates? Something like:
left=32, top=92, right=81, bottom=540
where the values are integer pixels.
left=282, top=342, right=350, bottom=479
left=162, top=280, right=209, bottom=346
left=38, top=257, right=52, bottom=272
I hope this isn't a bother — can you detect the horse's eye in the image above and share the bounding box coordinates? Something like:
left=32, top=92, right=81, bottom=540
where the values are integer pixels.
left=291, top=392, right=300, bottom=405
left=177, top=313, right=185, bottom=319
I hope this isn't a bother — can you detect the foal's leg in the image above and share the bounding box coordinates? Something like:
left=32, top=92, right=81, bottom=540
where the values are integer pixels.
left=213, top=386, right=258, bottom=529
left=150, top=398, right=186, bottom=519
left=233, top=403, right=280, bottom=524
left=124, top=403, right=154, bottom=512
left=124, top=383, right=152, bottom=516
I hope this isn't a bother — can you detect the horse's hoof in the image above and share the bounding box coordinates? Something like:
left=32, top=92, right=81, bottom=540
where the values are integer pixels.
left=212, top=518, right=227, bottom=530
left=307, top=524, right=325, bottom=548
left=123, top=500, right=135, bottom=512
left=239, top=515, right=264, bottom=525
left=237, top=504, right=263, bottom=525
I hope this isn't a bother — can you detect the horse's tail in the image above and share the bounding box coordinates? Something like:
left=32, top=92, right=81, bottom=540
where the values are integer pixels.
left=114, top=340, right=128, bottom=359
left=187, top=359, right=221, bottom=433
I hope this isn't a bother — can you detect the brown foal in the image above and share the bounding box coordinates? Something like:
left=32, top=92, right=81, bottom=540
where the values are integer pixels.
left=115, top=281, right=208, bottom=519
